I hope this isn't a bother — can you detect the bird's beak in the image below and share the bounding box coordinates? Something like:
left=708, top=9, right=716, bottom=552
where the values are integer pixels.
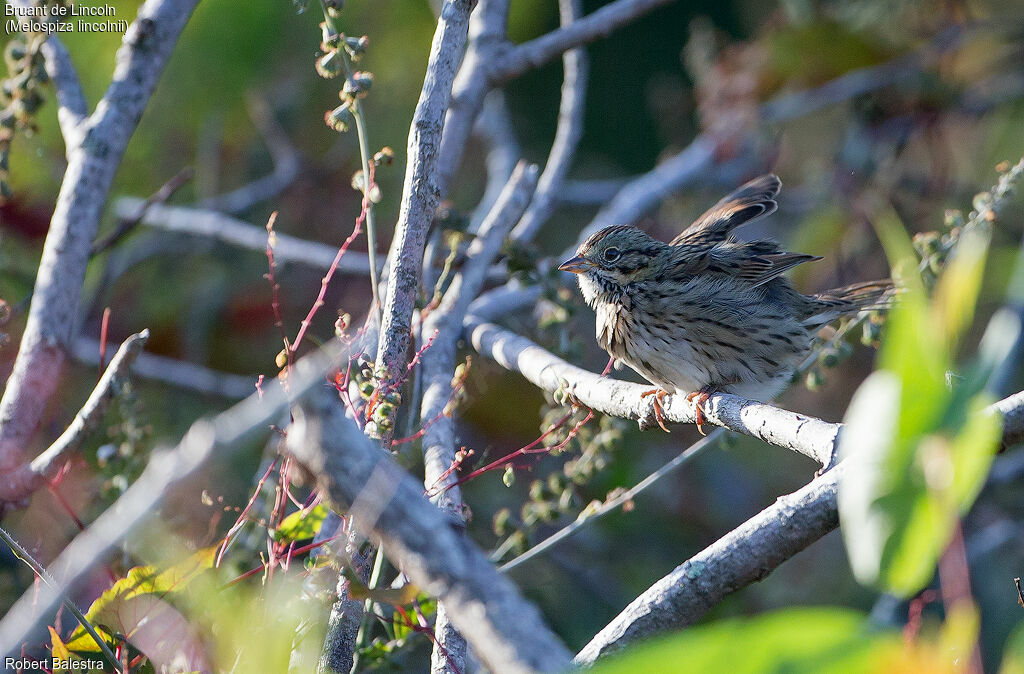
left=558, top=255, right=591, bottom=274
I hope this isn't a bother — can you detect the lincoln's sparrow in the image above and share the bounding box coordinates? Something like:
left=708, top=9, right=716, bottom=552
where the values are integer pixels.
left=559, top=174, right=892, bottom=432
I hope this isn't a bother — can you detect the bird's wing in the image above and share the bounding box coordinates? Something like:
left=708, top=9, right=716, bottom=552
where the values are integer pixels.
left=664, top=239, right=820, bottom=286
left=725, top=249, right=822, bottom=287
left=670, top=174, right=781, bottom=248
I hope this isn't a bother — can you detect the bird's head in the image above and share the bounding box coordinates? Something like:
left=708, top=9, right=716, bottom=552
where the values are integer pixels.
left=558, top=225, right=668, bottom=304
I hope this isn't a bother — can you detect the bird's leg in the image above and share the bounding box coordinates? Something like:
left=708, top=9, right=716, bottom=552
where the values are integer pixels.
left=640, top=388, right=671, bottom=433
left=684, top=386, right=716, bottom=435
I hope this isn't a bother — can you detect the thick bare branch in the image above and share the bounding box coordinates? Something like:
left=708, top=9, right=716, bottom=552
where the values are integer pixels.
left=465, top=318, right=840, bottom=466
left=374, top=0, right=476, bottom=444
left=510, top=0, right=588, bottom=243
left=572, top=387, right=1024, bottom=662
left=112, top=198, right=370, bottom=273
left=420, top=163, right=538, bottom=673
left=0, top=0, right=199, bottom=485
left=0, top=343, right=344, bottom=657
left=288, top=387, right=574, bottom=674
left=574, top=464, right=845, bottom=664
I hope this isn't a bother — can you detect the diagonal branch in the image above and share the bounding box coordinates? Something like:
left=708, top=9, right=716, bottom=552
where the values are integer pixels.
left=373, top=0, right=476, bottom=445
left=436, top=0, right=671, bottom=198
left=465, top=317, right=841, bottom=467
left=288, top=386, right=574, bottom=674
left=0, top=0, right=200, bottom=498
left=573, top=464, right=846, bottom=664
left=0, top=342, right=345, bottom=657
left=572, top=386, right=1024, bottom=662
left=491, top=0, right=674, bottom=83
left=27, top=331, right=149, bottom=480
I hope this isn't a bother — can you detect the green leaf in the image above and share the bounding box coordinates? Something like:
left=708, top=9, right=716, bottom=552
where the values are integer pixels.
left=591, top=608, right=899, bottom=674
left=65, top=546, right=217, bottom=651
left=838, top=212, right=1002, bottom=598
left=272, top=504, right=328, bottom=543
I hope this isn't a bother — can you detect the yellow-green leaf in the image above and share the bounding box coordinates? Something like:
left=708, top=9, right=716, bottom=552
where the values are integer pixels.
left=273, top=504, right=328, bottom=543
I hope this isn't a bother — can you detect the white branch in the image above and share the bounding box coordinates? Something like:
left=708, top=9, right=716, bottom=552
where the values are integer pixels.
left=288, top=387, right=574, bottom=674
left=374, top=0, right=476, bottom=444
left=465, top=317, right=840, bottom=466
left=0, top=332, right=150, bottom=502
left=112, top=198, right=370, bottom=273
left=574, top=464, right=845, bottom=664
left=572, top=385, right=1024, bottom=662
left=0, top=0, right=199, bottom=497
left=436, top=0, right=670, bottom=199
left=492, top=0, right=675, bottom=83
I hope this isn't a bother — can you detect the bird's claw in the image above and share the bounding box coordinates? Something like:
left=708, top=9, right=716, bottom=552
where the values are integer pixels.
left=640, top=388, right=671, bottom=433
left=685, top=389, right=714, bottom=435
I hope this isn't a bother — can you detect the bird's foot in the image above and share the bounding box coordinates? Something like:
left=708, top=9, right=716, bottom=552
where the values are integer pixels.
left=684, top=387, right=716, bottom=435
left=639, top=388, right=671, bottom=433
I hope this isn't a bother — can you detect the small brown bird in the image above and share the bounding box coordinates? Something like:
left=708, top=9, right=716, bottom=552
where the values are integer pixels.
left=559, top=175, right=892, bottom=432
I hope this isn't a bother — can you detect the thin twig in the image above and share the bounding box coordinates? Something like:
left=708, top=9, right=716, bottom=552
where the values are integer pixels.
left=500, top=428, right=724, bottom=573
left=92, top=168, right=194, bottom=255
left=0, top=526, right=122, bottom=672
left=510, top=0, right=589, bottom=243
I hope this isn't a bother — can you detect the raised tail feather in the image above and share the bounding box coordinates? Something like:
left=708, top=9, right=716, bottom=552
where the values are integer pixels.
left=802, top=279, right=896, bottom=329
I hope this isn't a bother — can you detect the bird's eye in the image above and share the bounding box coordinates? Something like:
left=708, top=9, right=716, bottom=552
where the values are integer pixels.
left=603, top=247, right=621, bottom=262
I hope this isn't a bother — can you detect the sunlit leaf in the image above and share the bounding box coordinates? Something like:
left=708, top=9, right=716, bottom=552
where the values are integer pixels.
left=273, top=504, right=329, bottom=543
left=49, top=626, right=72, bottom=660
left=65, top=546, right=217, bottom=651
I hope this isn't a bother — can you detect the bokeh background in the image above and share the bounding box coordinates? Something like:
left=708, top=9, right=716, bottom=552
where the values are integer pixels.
left=2, top=0, right=1024, bottom=669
